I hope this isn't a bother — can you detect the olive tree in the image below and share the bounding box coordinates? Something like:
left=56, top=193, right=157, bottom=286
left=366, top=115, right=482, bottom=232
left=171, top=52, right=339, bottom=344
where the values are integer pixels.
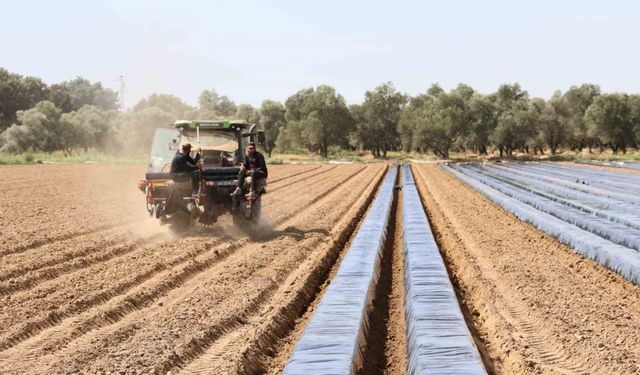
left=280, top=85, right=353, bottom=157
left=564, top=84, right=601, bottom=151
left=259, top=100, right=285, bottom=156
left=355, top=82, right=408, bottom=158
left=538, top=93, right=570, bottom=155
left=198, top=89, right=237, bottom=118
left=585, top=94, right=637, bottom=153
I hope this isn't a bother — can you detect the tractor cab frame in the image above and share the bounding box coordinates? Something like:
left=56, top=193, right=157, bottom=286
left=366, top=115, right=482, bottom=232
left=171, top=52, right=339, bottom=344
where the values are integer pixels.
left=138, top=120, right=266, bottom=226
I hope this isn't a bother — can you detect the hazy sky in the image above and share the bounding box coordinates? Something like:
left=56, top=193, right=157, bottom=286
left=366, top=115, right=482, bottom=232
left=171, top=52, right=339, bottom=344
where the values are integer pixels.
left=3, top=0, right=639, bottom=108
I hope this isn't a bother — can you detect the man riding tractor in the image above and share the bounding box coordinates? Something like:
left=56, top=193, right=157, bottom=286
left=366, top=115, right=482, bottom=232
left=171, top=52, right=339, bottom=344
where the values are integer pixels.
left=158, top=143, right=202, bottom=217
left=231, top=141, right=268, bottom=199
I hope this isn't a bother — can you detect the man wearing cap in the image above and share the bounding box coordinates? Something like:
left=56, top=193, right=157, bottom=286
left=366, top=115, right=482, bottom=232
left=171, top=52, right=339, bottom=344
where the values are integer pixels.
left=157, top=143, right=202, bottom=218
left=170, top=143, right=202, bottom=194
left=232, top=142, right=268, bottom=198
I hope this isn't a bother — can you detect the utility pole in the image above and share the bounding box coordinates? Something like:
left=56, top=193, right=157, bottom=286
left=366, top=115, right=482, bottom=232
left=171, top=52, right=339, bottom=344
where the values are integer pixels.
left=116, top=75, right=126, bottom=110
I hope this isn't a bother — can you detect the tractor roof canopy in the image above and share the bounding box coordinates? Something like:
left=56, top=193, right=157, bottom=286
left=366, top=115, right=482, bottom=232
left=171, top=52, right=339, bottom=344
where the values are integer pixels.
left=174, top=120, right=250, bottom=131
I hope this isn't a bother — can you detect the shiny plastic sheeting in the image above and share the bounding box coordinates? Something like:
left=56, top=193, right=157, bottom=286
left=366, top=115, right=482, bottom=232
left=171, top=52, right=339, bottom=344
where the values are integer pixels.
left=444, top=165, right=640, bottom=286
left=403, top=165, right=487, bottom=375
left=453, top=165, right=640, bottom=251
left=283, top=166, right=397, bottom=375
left=467, top=164, right=640, bottom=229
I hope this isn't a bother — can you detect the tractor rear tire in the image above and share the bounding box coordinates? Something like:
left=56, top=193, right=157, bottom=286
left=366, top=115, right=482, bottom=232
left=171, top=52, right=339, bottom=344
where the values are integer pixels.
left=250, top=197, right=262, bottom=222
left=232, top=210, right=243, bottom=226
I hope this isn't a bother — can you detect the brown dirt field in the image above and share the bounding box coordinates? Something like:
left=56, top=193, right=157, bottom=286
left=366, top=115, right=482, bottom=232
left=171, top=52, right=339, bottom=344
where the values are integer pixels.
left=413, top=164, right=640, bottom=375
left=0, top=163, right=385, bottom=374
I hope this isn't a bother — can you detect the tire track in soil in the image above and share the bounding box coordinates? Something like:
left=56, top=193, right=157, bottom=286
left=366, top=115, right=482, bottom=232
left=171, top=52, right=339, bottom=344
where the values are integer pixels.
left=413, top=164, right=640, bottom=375
left=0, top=165, right=335, bottom=294
left=0, top=165, right=357, bottom=351
left=32, top=165, right=379, bottom=375
left=268, top=164, right=324, bottom=184
left=0, top=165, right=371, bottom=373
left=0, top=234, right=168, bottom=296
left=0, top=165, right=144, bottom=254
left=176, top=165, right=388, bottom=375
left=0, top=222, right=138, bottom=258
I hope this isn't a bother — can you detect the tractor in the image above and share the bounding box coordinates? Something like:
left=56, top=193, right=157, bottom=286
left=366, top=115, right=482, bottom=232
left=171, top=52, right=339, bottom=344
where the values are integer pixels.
left=138, top=120, right=267, bottom=226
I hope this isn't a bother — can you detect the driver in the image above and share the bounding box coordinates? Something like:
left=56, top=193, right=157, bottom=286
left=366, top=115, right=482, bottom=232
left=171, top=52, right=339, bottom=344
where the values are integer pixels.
left=157, top=143, right=202, bottom=217
left=231, top=142, right=268, bottom=198
left=170, top=143, right=202, bottom=195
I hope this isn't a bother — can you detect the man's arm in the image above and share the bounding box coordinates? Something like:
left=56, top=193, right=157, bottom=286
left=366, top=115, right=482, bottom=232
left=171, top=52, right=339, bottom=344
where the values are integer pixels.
left=184, top=154, right=201, bottom=170
left=256, top=153, right=268, bottom=176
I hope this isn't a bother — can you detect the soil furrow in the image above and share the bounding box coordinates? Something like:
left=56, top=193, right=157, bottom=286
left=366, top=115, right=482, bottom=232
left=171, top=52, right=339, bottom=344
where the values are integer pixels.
left=0, top=165, right=329, bottom=290
left=0, top=166, right=359, bottom=352
left=35, top=165, right=380, bottom=374
left=0, top=221, right=137, bottom=258
left=268, top=164, right=324, bottom=183
left=177, top=165, right=388, bottom=375
left=0, top=165, right=320, bottom=277
left=0, top=235, right=167, bottom=296
left=0, top=165, right=374, bottom=373
left=0, top=165, right=308, bottom=257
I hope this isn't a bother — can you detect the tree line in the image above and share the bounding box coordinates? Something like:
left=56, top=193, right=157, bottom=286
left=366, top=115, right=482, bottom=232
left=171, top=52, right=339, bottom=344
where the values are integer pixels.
left=1, top=67, right=639, bottom=158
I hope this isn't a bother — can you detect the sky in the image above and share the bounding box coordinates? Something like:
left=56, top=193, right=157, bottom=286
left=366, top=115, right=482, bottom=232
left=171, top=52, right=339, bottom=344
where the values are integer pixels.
left=2, top=0, right=639, bottom=108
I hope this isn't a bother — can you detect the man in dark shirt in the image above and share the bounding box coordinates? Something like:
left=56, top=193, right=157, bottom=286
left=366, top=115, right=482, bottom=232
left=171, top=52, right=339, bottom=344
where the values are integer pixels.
left=158, top=143, right=202, bottom=217
left=232, top=142, right=268, bottom=197
left=170, top=143, right=202, bottom=194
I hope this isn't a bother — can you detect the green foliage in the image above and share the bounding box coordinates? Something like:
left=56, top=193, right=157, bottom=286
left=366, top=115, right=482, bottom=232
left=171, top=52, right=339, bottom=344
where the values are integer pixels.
left=564, top=84, right=601, bottom=150
left=49, top=77, right=118, bottom=112
left=354, top=82, right=407, bottom=158
left=259, top=100, right=285, bottom=157
left=466, top=94, right=498, bottom=155
left=0, top=101, right=65, bottom=153
left=491, top=102, right=540, bottom=156
left=0, top=68, right=49, bottom=130
left=398, top=84, right=474, bottom=159
left=538, top=93, right=570, bottom=154
left=234, top=104, right=261, bottom=124
left=133, top=93, right=193, bottom=119
left=0, top=150, right=146, bottom=164
left=61, top=105, right=119, bottom=152
left=585, top=93, right=638, bottom=153
left=0, top=65, right=638, bottom=160
left=198, top=89, right=237, bottom=118
left=488, top=84, right=541, bottom=156
left=279, top=85, right=353, bottom=157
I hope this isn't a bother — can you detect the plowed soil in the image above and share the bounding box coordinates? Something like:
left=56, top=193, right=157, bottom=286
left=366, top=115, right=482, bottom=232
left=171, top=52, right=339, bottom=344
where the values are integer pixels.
left=0, top=163, right=386, bottom=374
left=413, top=164, right=640, bottom=375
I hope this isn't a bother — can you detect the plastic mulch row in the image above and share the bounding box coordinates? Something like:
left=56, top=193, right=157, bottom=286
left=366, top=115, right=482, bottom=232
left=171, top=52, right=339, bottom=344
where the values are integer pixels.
left=283, top=165, right=397, bottom=375
left=402, top=165, right=486, bottom=375
left=445, top=164, right=640, bottom=286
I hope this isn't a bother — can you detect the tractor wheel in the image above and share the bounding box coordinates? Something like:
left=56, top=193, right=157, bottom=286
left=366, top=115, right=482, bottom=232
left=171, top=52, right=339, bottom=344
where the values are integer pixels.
left=232, top=210, right=243, bottom=226
left=250, top=197, right=262, bottom=222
